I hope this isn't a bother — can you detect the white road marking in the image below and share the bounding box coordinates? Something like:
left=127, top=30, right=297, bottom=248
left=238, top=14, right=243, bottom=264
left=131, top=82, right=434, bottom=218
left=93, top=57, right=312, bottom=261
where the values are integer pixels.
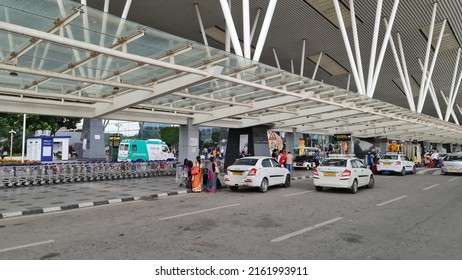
left=108, top=198, right=122, bottom=204
left=376, top=195, right=408, bottom=207
left=1, top=211, right=23, bottom=218
left=432, top=170, right=441, bottom=175
left=422, top=184, right=440, bottom=190
left=43, top=206, right=61, bottom=213
left=0, top=240, right=55, bottom=253
left=417, top=169, right=431, bottom=174
left=448, top=178, right=459, bottom=182
left=159, top=204, right=240, bottom=221
left=78, top=202, right=94, bottom=208
left=271, top=217, right=343, bottom=242
left=283, top=191, right=314, bottom=197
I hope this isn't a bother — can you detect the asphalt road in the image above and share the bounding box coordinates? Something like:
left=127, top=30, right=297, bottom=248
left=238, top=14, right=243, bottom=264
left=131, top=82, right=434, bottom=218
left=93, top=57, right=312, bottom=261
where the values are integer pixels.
left=0, top=172, right=461, bottom=260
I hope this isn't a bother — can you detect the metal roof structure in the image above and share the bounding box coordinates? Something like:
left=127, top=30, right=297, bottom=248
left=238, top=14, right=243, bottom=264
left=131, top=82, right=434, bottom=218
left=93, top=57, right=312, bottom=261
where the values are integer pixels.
left=1, top=0, right=462, bottom=143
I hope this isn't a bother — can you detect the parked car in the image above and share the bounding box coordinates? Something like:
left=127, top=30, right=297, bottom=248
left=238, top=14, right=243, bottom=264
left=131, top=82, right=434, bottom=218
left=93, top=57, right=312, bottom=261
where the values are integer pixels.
left=313, top=155, right=374, bottom=194
left=293, top=155, right=315, bottom=170
left=224, top=156, right=291, bottom=193
left=376, top=152, right=416, bottom=176
left=441, top=152, right=462, bottom=175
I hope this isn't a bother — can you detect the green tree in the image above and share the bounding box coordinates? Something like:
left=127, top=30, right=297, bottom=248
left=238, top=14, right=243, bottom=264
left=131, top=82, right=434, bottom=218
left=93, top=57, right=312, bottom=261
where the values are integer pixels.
left=0, top=113, right=81, bottom=154
left=212, top=131, right=220, bottom=145
left=160, top=126, right=179, bottom=147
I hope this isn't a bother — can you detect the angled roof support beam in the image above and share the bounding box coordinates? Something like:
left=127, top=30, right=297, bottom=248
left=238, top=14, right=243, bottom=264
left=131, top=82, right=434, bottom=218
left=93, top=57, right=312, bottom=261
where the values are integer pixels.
left=366, top=0, right=383, bottom=97
left=93, top=66, right=224, bottom=117
left=418, top=59, right=443, bottom=119
left=253, top=0, right=277, bottom=61
left=272, top=48, right=281, bottom=69
left=369, top=0, right=400, bottom=97
left=346, top=74, right=351, bottom=91
left=219, top=0, right=243, bottom=57
left=194, top=3, right=209, bottom=47
left=397, top=32, right=415, bottom=110
left=386, top=22, right=415, bottom=110
left=250, top=8, right=262, bottom=42
left=121, top=0, right=133, bottom=19
left=349, top=0, right=366, bottom=95
left=439, top=91, right=459, bottom=124
left=445, top=48, right=462, bottom=121
left=300, top=39, right=307, bottom=76
left=312, top=51, right=323, bottom=80
left=333, top=0, right=364, bottom=95
left=243, top=0, right=251, bottom=59
left=419, top=19, right=447, bottom=113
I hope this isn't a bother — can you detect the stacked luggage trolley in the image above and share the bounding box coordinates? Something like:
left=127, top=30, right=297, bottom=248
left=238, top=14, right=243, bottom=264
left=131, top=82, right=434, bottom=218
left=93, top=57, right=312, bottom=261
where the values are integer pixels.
left=0, top=160, right=177, bottom=188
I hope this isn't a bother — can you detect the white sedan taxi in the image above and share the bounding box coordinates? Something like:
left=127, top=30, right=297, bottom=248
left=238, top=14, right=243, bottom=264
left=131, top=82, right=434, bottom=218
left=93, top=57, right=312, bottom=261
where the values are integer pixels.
left=224, top=156, right=291, bottom=193
left=313, top=155, right=374, bottom=194
left=376, top=153, right=416, bottom=176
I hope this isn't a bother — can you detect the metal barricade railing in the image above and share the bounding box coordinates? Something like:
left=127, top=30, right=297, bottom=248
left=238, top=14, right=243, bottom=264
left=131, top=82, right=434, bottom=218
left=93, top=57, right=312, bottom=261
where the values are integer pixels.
left=0, top=160, right=178, bottom=188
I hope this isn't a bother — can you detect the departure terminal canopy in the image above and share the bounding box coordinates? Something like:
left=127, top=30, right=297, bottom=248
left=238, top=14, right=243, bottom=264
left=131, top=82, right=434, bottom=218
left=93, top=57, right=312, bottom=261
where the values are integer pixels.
left=1, top=0, right=462, bottom=143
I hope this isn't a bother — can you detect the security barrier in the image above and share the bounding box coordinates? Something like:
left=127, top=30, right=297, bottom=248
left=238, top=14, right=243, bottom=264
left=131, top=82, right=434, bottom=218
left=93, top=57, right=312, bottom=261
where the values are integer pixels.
left=0, top=160, right=177, bottom=188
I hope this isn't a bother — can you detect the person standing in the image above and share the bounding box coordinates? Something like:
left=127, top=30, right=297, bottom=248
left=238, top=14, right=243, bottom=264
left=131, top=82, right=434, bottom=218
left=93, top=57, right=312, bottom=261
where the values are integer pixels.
left=285, top=151, right=294, bottom=174
left=191, top=156, right=203, bottom=192
left=367, top=152, right=374, bottom=170
left=207, top=157, right=218, bottom=193
left=314, top=150, right=320, bottom=167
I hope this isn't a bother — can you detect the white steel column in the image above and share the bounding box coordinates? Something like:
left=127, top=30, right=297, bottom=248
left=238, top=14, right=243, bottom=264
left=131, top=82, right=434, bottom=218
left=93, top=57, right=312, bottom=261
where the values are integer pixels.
left=300, top=39, right=306, bottom=76
left=418, top=19, right=447, bottom=113
left=243, top=0, right=251, bottom=59
left=333, top=0, right=364, bottom=95
left=219, top=0, right=243, bottom=57
left=21, top=114, right=26, bottom=163
left=291, top=59, right=294, bottom=74
left=369, top=0, right=400, bottom=97
left=349, top=0, right=366, bottom=95
left=366, top=0, right=383, bottom=97
left=253, top=0, right=277, bottom=62
left=445, top=48, right=462, bottom=121
left=225, top=0, right=231, bottom=53
left=273, top=48, right=281, bottom=69
left=312, top=51, right=323, bottom=80
left=346, top=73, right=351, bottom=91
left=417, top=2, right=438, bottom=112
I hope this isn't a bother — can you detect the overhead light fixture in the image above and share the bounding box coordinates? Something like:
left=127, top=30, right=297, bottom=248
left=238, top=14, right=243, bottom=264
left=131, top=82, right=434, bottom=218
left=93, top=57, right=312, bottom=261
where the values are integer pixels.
left=421, top=21, right=460, bottom=52
left=308, top=53, right=348, bottom=76
left=9, top=71, right=18, bottom=76
left=304, top=0, right=361, bottom=29
left=113, top=86, right=120, bottom=90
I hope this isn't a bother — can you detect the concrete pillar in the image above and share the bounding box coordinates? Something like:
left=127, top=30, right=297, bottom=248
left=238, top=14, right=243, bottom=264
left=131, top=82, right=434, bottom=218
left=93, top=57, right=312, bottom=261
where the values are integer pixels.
left=285, top=128, right=303, bottom=154
left=81, top=118, right=106, bottom=161
left=178, top=118, right=200, bottom=164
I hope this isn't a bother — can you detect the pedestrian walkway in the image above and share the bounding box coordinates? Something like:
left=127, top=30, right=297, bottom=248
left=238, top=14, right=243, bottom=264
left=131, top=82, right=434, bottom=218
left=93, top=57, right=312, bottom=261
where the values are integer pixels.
left=0, top=170, right=312, bottom=219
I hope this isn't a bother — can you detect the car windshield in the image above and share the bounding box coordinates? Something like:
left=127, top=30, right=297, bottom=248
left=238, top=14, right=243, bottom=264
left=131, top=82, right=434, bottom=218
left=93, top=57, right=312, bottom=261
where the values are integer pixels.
left=294, top=156, right=309, bottom=162
left=382, top=155, right=398, bottom=160
left=320, top=159, right=347, bottom=167
left=233, top=158, right=258, bottom=166
left=445, top=155, right=462, bottom=161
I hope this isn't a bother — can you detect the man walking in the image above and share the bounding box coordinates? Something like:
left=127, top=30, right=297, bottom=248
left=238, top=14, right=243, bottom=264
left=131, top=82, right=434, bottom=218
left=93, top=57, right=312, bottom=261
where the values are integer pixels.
left=285, top=152, right=294, bottom=174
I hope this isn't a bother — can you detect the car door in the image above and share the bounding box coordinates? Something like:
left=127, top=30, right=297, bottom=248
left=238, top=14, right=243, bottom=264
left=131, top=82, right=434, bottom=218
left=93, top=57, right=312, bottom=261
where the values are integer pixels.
left=401, top=156, right=413, bottom=171
left=269, top=158, right=285, bottom=185
left=352, top=159, right=369, bottom=186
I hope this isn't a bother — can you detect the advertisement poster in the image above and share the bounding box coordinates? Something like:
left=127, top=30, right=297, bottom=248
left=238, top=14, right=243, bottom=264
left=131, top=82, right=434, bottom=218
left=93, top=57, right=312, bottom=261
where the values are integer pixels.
left=239, top=134, right=248, bottom=156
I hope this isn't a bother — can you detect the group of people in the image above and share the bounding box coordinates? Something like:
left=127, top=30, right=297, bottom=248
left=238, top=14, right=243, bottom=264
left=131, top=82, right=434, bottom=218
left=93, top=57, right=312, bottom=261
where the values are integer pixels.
left=182, top=156, right=220, bottom=193
left=271, top=148, right=294, bottom=173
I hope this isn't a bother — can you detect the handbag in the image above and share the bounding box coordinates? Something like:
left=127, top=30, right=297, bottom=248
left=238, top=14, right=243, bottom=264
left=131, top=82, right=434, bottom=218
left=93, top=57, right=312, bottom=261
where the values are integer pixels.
left=191, top=166, right=200, bottom=175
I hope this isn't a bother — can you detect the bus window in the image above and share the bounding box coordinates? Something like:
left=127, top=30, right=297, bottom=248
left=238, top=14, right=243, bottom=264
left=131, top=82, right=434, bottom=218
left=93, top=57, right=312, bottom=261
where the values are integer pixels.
left=132, top=144, right=137, bottom=151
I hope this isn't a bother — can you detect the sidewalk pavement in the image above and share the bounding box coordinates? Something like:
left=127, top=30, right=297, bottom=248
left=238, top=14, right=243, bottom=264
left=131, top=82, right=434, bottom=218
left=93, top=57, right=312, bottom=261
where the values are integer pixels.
left=0, top=170, right=313, bottom=219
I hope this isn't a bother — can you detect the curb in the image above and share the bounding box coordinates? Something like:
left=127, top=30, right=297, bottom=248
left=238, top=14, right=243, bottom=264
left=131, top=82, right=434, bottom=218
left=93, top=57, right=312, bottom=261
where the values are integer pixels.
left=0, top=189, right=192, bottom=219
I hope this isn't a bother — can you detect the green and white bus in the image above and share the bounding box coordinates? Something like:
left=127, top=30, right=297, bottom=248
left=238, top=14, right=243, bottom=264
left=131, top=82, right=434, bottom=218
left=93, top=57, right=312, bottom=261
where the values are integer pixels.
left=117, top=139, right=176, bottom=162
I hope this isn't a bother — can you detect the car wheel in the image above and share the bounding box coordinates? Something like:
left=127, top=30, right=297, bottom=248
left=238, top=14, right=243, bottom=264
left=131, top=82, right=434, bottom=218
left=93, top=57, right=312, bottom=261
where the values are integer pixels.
left=411, top=166, right=416, bottom=174
left=441, top=170, right=446, bottom=175
left=367, top=175, right=374, bottom=188
left=315, top=186, right=323, bottom=192
left=400, top=168, right=406, bottom=176
left=230, top=186, right=238, bottom=191
left=284, top=175, right=291, bottom=188
left=350, top=179, right=358, bottom=194
left=259, top=178, right=269, bottom=193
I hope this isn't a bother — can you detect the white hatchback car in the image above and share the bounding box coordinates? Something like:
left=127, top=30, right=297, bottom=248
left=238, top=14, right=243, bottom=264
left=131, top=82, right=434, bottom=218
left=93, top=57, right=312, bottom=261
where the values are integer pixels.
left=313, top=156, right=374, bottom=194
left=224, top=156, right=291, bottom=193
left=376, top=153, right=416, bottom=176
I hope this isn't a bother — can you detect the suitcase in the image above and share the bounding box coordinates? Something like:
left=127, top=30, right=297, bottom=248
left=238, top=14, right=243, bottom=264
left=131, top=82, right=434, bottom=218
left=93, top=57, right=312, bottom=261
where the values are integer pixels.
left=429, top=161, right=435, bottom=168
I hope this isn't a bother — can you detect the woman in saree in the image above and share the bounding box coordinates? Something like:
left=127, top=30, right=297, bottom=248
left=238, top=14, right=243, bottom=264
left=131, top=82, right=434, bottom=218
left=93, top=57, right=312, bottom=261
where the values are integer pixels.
left=191, top=156, right=203, bottom=192
left=207, top=157, right=218, bottom=193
